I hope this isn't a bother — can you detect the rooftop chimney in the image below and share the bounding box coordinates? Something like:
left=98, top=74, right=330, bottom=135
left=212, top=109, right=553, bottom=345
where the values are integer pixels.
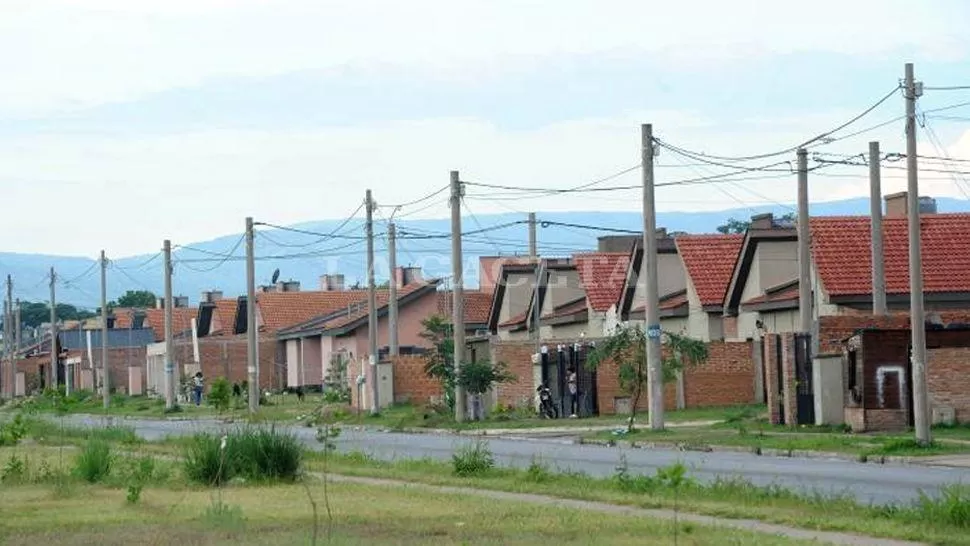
left=750, top=213, right=774, bottom=230
left=200, top=290, right=224, bottom=303
left=174, top=295, right=189, bottom=308
left=319, top=274, right=345, bottom=291
left=883, top=191, right=937, bottom=217
left=395, top=266, right=423, bottom=288
left=597, top=235, right=642, bottom=253
left=276, top=280, right=300, bottom=292
left=155, top=297, right=163, bottom=309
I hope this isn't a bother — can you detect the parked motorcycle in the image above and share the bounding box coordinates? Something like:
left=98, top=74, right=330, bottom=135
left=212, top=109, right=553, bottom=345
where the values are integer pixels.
left=536, top=384, right=558, bottom=419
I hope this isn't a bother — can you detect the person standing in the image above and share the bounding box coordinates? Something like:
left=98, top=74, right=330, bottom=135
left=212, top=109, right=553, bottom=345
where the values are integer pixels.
left=192, top=371, right=204, bottom=406
left=566, top=367, right=579, bottom=418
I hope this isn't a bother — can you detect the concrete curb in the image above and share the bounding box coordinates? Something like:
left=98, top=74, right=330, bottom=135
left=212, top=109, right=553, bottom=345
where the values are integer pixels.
left=576, top=437, right=916, bottom=466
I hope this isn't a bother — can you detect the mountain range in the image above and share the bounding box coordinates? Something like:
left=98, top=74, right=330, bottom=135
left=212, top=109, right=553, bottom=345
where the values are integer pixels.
left=4, top=196, right=969, bottom=309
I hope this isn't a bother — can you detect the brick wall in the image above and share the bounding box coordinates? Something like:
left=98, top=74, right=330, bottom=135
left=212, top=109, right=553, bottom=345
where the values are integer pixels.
left=172, top=337, right=280, bottom=391
left=682, top=341, right=757, bottom=407
left=390, top=355, right=444, bottom=405
left=928, top=346, right=970, bottom=422
left=817, top=312, right=970, bottom=356
left=764, top=334, right=781, bottom=424
left=491, top=341, right=537, bottom=409
left=780, top=333, right=797, bottom=427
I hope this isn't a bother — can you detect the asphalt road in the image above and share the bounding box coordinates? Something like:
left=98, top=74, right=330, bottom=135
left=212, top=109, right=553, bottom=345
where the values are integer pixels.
left=54, top=414, right=970, bottom=506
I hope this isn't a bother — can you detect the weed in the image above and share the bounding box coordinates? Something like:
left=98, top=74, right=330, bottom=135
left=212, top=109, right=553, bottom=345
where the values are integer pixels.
left=0, top=413, right=29, bottom=446
left=73, top=439, right=113, bottom=483
left=905, top=485, right=970, bottom=528
left=209, top=377, right=232, bottom=413
left=525, top=456, right=552, bottom=483
left=233, top=426, right=303, bottom=482
left=2, top=454, right=27, bottom=483
left=183, top=433, right=235, bottom=486
left=452, top=439, right=494, bottom=477
left=202, top=499, right=246, bottom=530
left=123, top=455, right=160, bottom=504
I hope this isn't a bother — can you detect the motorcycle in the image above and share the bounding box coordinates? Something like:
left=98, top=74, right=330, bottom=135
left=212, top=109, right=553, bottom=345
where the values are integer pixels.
left=536, top=384, right=558, bottom=419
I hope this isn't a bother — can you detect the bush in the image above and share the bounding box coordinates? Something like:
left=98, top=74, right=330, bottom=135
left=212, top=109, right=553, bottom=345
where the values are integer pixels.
left=0, top=413, right=28, bottom=446
left=233, top=426, right=303, bottom=482
left=209, top=377, right=232, bottom=413
left=73, top=439, right=113, bottom=483
left=183, top=433, right=236, bottom=486
left=452, top=439, right=494, bottom=477
left=182, top=427, right=303, bottom=486
left=124, top=455, right=160, bottom=504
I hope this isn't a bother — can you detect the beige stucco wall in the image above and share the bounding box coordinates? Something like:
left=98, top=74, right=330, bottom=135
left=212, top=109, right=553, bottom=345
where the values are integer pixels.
left=286, top=339, right=300, bottom=387
left=735, top=240, right=799, bottom=339
left=499, top=272, right=534, bottom=325
left=760, top=309, right=799, bottom=334
left=660, top=316, right=688, bottom=335
left=631, top=252, right=687, bottom=312
left=685, top=278, right=722, bottom=341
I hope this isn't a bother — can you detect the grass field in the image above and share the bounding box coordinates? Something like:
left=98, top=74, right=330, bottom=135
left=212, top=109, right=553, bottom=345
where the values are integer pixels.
left=0, top=444, right=813, bottom=546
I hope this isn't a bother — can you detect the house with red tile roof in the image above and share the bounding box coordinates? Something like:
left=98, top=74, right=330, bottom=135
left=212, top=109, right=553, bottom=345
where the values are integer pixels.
left=722, top=213, right=800, bottom=339
left=725, top=195, right=970, bottom=344
left=618, top=231, right=689, bottom=333
left=673, top=233, right=745, bottom=341
left=276, top=278, right=442, bottom=389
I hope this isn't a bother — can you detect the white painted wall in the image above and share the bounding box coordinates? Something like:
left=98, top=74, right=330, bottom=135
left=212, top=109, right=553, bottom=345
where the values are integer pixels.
left=813, top=356, right=845, bottom=425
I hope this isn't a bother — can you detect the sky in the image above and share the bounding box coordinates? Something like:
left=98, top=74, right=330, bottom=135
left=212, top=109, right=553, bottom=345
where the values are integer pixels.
left=2, top=0, right=970, bottom=258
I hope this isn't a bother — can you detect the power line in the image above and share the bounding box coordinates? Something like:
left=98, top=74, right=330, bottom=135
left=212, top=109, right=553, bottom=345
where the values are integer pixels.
left=925, top=85, right=970, bottom=91
left=60, top=260, right=99, bottom=285
left=174, top=235, right=246, bottom=272
left=378, top=184, right=450, bottom=214
left=537, top=220, right=641, bottom=235
left=652, top=85, right=902, bottom=162
left=255, top=203, right=367, bottom=248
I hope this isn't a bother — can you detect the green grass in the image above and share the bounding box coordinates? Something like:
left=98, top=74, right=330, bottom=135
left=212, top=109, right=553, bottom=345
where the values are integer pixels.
left=584, top=423, right=969, bottom=458
left=303, top=447, right=970, bottom=546
left=0, top=473, right=818, bottom=545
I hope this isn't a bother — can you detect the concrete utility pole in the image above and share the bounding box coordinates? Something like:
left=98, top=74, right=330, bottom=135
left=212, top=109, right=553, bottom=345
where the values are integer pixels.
left=163, top=240, right=175, bottom=410
left=905, top=62, right=931, bottom=445
left=869, top=141, right=887, bottom=316
left=450, top=170, right=467, bottom=422
left=100, top=251, right=110, bottom=408
left=365, top=190, right=380, bottom=414
left=14, top=298, right=20, bottom=395
left=387, top=221, right=399, bottom=357
left=49, top=267, right=57, bottom=389
left=2, top=298, right=8, bottom=398
left=641, top=124, right=664, bottom=431
left=797, top=148, right=812, bottom=332
left=528, top=212, right=537, bottom=261
left=245, top=218, right=258, bottom=413
left=5, top=275, right=12, bottom=397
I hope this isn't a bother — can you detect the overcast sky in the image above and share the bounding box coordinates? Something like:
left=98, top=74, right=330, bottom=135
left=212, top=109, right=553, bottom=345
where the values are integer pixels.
left=2, top=0, right=969, bottom=258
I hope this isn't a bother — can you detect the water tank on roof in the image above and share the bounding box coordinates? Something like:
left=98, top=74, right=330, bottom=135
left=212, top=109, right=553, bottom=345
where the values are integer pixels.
left=919, top=197, right=937, bottom=214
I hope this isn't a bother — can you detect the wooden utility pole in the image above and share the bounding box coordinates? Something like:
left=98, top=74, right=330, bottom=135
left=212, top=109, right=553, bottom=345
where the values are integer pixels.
left=365, top=190, right=380, bottom=414
left=451, top=171, right=467, bottom=422
left=245, top=218, right=258, bottom=413
left=49, top=267, right=57, bottom=389
left=163, top=240, right=175, bottom=410
left=387, top=221, right=399, bottom=357
left=905, top=62, right=931, bottom=445
left=641, top=124, right=664, bottom=431
left=101, top=251, right=110, bottom=408
left=797, top=148, right=812, bottom=332
left=869, top=141, right=887, bottom=315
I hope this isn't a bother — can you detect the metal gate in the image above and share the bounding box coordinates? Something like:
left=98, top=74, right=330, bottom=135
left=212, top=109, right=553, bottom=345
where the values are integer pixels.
left=794, top=333, right=815, bottom=425
left=542, top=344, right=599, bottom=417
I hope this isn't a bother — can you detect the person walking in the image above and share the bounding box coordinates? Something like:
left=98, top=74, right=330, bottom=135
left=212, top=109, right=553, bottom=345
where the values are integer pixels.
left=192, top=371, right=204, bottom=406
left=566, top=367, right=579, bottom=418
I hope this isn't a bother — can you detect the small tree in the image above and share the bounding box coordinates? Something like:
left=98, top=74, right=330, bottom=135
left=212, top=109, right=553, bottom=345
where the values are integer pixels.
left=420, top=315, right=456, bottom=411
left=208, top=377, right=231, bottom=414
left=456, top=360, right=515, bottom=420
left=587, top=324, right=708, bottom=432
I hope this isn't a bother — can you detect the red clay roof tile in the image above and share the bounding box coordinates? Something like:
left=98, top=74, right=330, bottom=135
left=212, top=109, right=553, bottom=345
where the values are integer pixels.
left=572, top=252, right=630, bottom=312
left=675, top=234, right=744, bottom=307
left=741, top=281, right=800, bottom=307
left=811, top=214, right=970, bottom=297
left=437, top=290, right=493, bottom=325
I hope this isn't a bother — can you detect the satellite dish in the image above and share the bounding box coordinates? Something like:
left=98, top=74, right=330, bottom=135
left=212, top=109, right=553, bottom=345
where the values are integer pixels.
left=271, top=269, right=280, bottom=284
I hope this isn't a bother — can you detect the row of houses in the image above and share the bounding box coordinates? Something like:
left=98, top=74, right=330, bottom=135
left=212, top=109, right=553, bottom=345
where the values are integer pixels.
left=5, top=190, right=970, bottom=430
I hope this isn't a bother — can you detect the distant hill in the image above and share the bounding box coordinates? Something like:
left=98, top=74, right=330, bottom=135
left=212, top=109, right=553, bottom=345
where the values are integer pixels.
left=4, top=197, right=969, bottom=309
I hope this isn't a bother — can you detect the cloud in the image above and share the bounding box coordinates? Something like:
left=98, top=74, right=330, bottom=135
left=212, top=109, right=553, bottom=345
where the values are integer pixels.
left=1, top=0, right=965, bottom=116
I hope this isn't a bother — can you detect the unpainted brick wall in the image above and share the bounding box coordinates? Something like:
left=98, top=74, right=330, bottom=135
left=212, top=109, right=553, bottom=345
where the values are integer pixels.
left=817, top=312, right=970, bottom=356
left=172, top=337, right=280, bottom=391
left=491, top=341, right=538, bottom=409
left=928, top=346, right=970, bottom=423
left=390, top=355, right=444, bottom=405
